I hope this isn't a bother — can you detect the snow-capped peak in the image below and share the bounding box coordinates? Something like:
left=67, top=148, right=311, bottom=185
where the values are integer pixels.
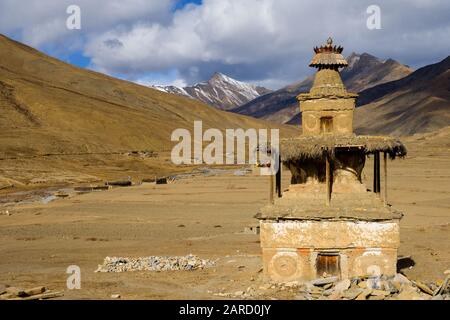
left=150, top=72, right=271, bottom=111
left=150, top=85, right=191, bottom=98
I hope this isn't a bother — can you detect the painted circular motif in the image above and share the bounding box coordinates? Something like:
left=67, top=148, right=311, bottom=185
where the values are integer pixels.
left=271, top=254, right=298, bottom=277
left=304, top=116, right=318, bottom=131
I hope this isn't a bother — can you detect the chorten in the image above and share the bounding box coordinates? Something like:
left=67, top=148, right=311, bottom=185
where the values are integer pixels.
left=256, top=38, right=407, bottom=282
left=299, top=37, right=357, bottom=136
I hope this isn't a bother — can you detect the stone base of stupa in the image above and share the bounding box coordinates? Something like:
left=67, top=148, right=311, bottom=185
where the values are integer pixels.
left=256, top=188, right=402, bottom=283
left=259, top=218, right=399, bottom=282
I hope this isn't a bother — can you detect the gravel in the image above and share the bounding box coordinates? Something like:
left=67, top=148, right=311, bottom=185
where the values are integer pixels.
left=95, top=254, right=216, bottom=273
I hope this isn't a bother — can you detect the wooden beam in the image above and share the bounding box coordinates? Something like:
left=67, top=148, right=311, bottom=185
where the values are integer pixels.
left=275, top=154, right=282, bottom=198
left=269, top=174, right=274, bottom=204
left=384, top=152, right=388, bottom=205
left=325, top=154, right=331, bottom=206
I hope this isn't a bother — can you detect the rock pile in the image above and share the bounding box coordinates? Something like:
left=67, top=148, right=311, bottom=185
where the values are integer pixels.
left=95, top=254, right=216, bottom=273
left=218, top=273, right=450, bottom=300
left=0, top=285, right=63, bottom=300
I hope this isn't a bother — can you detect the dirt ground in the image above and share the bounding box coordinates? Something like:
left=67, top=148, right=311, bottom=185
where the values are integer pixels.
left=0, top=134, right=449, bottom=300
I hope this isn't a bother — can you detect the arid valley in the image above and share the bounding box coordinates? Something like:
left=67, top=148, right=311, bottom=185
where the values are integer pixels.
left=1, top=128, right=449, bottom=299
left=1, top=4, right=450, bottom=301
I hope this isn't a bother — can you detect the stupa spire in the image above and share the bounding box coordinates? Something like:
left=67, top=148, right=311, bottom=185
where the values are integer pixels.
left=309, top=37, right=348, bottom=69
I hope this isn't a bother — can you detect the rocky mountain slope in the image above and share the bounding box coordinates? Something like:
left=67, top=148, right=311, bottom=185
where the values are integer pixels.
left=152, top=72, right=271, bottom=110
left=0, top=34, right=293, bottom=158
left=233, top=53, right=413, bottom=124
left=354, top=56, right=450, bottom=135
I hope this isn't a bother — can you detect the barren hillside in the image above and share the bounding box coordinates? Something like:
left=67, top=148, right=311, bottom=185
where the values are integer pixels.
left=0, top=34, right=294, bottom=158
left=355, top=56, right=450, bottom=135
left=0, top=34, right=298, bottom=189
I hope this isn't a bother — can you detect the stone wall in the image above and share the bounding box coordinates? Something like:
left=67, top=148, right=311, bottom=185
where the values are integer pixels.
left=260, top=219, right=400, bottom=282
left=301, top=98, right=355, bottom=136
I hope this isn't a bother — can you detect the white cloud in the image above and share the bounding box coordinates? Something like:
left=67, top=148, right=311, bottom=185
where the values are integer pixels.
left=0, top=0, right=174, bottom=48
left=1, top=0, right=450, bottom=89
left=134, top=69, right=188, bottom=87
left=82, top=0, right=450, bottom=88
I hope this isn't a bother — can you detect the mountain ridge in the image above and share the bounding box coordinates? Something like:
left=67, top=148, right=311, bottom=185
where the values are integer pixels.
left=152, top=72, right=271, bottom=110
left=354, top=55, right=450, bottom=135
left=232, top=53, right=413, bottom=124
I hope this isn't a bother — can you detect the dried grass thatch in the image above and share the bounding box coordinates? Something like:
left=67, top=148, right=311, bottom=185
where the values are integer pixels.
left=309, top=52, right=348, bottom=68
left=280, top=134, right=407, bottom=162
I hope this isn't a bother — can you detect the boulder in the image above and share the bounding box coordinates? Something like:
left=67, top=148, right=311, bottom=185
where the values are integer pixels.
left=371, top=289, right=390, bottom=296
left=309, top=276, right=339, bottom=286
left=333, top=279, right=351, bottom=293
left=396, top=289, right=429, bottom=300
left=393, top=273, right=411, bottom=285
left=355, top=289, right=372, bottom=300
left=342, top=288, right=364, bottom=300
left=358, top=280, right=368, bottom=289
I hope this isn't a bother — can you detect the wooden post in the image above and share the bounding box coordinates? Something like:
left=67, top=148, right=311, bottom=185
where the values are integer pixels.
left=384, top=152, right=388, bottom=205
left=325, top=154, right=331, bottom=206
left=269, top=174, right=274, bottom=204
left=373, top=152, right=381, bottom=194
left=275, top=154, right=282, bottom=198
left=373, top=152, right=377, bottom=193
left=377, top=152, right=381, bottom=195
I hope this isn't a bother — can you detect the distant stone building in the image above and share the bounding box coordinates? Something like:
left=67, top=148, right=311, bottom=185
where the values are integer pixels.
left=256, top=38, right=407, bottom=282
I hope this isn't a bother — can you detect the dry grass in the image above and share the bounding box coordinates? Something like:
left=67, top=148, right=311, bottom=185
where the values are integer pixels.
left=280, top=134, right=407, bottom=161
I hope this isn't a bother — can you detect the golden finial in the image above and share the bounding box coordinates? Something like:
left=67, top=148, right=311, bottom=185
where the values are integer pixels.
left=326, top=37, right=333, bottom=46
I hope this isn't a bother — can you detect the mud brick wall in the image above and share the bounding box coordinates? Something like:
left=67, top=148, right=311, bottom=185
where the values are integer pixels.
left=260, top=220, right=400, bottom=282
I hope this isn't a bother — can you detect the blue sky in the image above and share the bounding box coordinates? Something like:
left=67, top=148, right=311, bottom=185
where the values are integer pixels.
left=1, top=0, right=449, bottom=89
left=174, top=0, right=202, bottom=10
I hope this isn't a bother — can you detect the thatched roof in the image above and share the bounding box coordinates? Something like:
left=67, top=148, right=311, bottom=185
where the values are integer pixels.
left=280, top=134, right=407, bottom=162
left=309, top=38, right=348, bottom=68
left=309, top=52, right=348, bottom=68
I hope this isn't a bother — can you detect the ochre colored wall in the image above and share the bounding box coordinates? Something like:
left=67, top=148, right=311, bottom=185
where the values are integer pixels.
left=260, top=220, right=399, bottom=282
